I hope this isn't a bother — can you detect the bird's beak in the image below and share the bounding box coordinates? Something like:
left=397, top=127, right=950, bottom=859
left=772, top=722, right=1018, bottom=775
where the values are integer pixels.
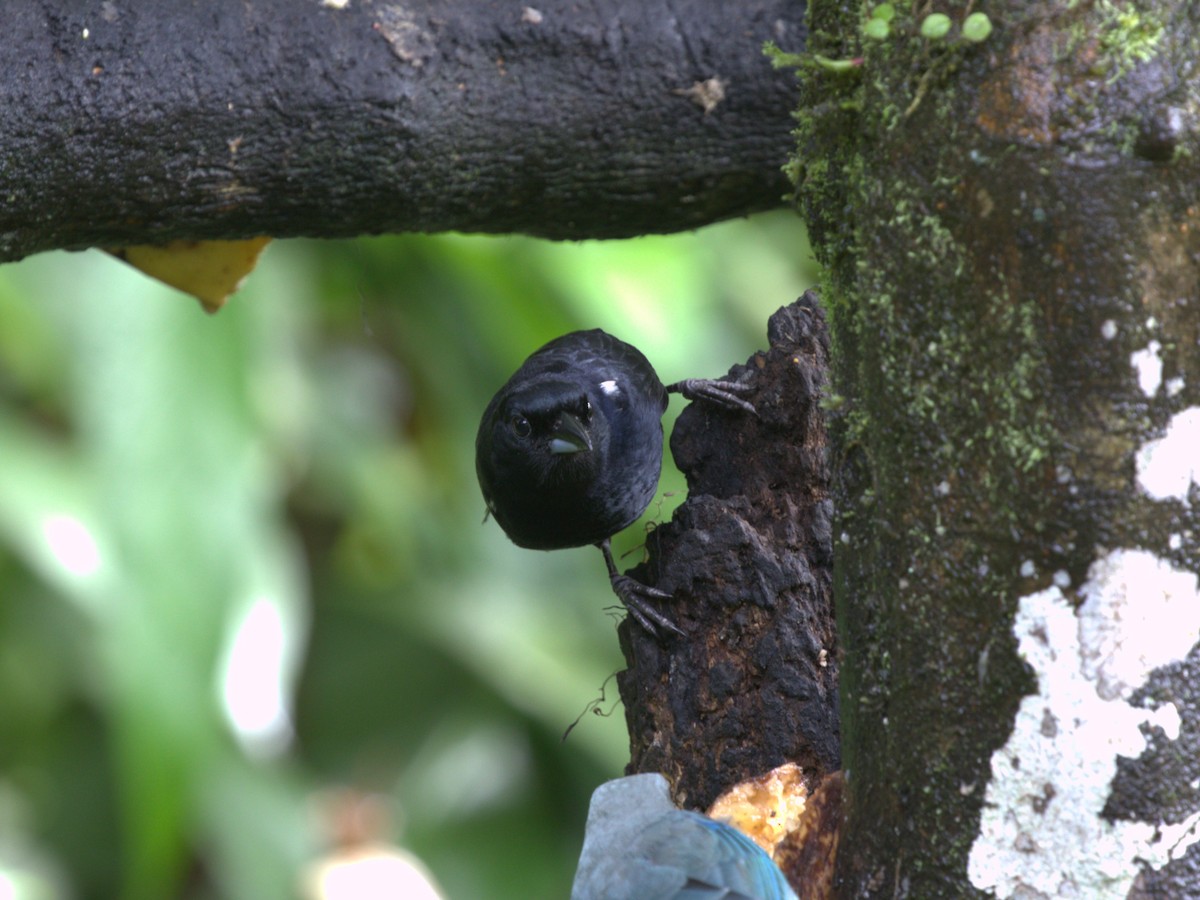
left=549, top=412, right=592, bottom=455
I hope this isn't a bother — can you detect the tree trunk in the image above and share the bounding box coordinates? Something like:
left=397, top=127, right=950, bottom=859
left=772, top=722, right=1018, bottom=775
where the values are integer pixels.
left=0, top=0, right=805, bottom=260
left=798, top=1, right=1200, bottom=896
left=620, top=293, right=841, bottom=811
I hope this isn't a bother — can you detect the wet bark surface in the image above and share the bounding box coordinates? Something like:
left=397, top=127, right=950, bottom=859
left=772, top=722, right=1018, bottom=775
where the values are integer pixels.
left=618, top=292, right=840, bottom=811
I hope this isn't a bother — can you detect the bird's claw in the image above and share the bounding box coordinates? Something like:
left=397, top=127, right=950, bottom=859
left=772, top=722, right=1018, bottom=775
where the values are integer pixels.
left=668, top=378, right=757, bottom=415
left=610, top=574, right=685, bottom=639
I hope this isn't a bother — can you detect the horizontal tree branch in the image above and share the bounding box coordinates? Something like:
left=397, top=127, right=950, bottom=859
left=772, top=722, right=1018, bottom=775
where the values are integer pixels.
left=1, top=0, right=807, bottom=260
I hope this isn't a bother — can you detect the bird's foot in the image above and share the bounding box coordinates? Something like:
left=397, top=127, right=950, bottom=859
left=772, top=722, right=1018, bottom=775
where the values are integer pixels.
left=666, top=378, right=756, bottom=415
left=610, top=574, right=685, bottom=639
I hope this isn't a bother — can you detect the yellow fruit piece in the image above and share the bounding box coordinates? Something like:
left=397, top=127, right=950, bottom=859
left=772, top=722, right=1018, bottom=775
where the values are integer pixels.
left=707, top=762, right=810, bottom=858
left=107, top=237, right=272, bottom=312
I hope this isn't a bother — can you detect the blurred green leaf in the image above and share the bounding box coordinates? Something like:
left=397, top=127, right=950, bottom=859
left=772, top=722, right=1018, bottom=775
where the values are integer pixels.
left=0, top=211, right=818, bottom=899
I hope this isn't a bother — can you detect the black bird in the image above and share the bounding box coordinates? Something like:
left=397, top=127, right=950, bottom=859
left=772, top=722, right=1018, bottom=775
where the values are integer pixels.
left=475, top=329, right=752, bottom=638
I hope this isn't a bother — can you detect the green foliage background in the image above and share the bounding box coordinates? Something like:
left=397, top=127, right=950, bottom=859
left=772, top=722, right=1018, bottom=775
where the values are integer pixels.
left=0, top=213, right=815, bottom=900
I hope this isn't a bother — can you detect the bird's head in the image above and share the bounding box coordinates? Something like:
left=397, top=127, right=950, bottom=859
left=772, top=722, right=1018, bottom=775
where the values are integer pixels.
left=477, top=378, right=605, bottom=500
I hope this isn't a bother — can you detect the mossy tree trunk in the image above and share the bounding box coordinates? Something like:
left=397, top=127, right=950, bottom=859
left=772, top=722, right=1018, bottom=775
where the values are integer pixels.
left=799, top=1, right=1200, bottom=896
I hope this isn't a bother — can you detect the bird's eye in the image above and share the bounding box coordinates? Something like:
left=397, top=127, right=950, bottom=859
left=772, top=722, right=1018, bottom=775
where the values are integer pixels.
left=511, top=415, right=532, bottom=437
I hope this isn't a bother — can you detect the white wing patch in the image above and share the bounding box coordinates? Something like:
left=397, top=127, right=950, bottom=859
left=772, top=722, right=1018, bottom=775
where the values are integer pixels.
left=599, top=379, right=620, bottom=396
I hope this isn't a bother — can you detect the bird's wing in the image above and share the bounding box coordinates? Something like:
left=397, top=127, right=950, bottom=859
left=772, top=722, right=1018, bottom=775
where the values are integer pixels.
left=572, top=775, right=684, bottom=900
left=640, top=811, right=798, bottom=900
left=573, top=774, right=798, bottom=900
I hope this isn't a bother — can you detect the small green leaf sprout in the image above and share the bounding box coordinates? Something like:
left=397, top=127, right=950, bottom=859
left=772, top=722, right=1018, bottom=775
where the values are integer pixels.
left=962, top=12, right=994, bottom=43
left=920, top=13, right=952, bottom=40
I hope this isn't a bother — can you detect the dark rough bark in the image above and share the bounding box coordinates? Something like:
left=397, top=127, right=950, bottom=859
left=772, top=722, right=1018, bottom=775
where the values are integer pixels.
left=0, top=0, right=806, bottom=261
left=776, top=770, right=846, bottom=900
left=618, top=292, right=840, bottom=811
left=798, top=1, right=1200, bottom=896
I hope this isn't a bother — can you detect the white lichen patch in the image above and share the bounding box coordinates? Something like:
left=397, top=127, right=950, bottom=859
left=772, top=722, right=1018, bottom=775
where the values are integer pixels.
left=1078, top=550, right=1200, bottom=701
left=968, top=550, right=1200, bottom=899
left=1136, top=406, right=1200, bottom=504
left=1130, top=340, right=1163, bottom=397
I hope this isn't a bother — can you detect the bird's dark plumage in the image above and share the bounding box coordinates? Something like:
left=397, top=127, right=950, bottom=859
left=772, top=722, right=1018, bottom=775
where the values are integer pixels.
left=477, top=329, right=752, bottom=637
left=476, top=329, right=667, bottom=552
